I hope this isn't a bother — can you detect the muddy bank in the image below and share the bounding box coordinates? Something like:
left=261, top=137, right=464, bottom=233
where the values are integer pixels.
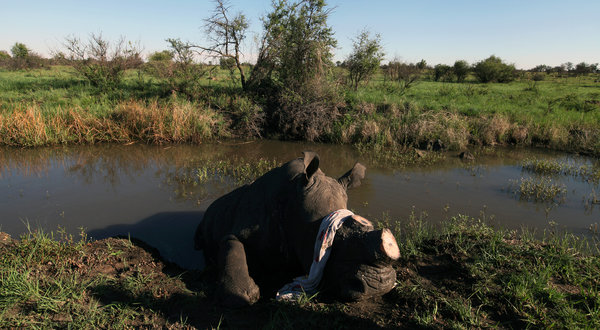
left=2, top=217, right=598, bottom=329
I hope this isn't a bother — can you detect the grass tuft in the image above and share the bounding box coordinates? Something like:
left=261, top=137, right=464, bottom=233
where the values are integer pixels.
left=509, top=176, right=567, bottom=203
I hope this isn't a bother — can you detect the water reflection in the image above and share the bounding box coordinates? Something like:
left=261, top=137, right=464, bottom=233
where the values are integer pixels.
left=0, top=142, right=598, bottom=268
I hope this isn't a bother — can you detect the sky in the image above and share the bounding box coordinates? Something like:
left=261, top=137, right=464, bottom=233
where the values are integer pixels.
left=1, top=0, right=598, bottom=69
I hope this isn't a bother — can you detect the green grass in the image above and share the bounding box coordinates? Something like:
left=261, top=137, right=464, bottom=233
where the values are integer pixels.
left=1, top=66, right=599, bottom=155
left=379, top=213, right=600, bottom=328
left=0, top=228, right=204, bottom=328
left=2, top=214, right=599, bottom=328
left=341, top=73, right=600, bottom=154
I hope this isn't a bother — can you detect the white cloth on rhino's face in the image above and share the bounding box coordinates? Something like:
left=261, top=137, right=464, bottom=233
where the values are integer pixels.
left=276, top=209, right=354, bottom=301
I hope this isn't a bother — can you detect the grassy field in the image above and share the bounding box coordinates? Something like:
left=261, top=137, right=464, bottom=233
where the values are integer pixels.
left=0, top=66, right=599, bottom=155
left=341, top=72, right=600, bottom=154
left=1, top=215, right=598, bottom=328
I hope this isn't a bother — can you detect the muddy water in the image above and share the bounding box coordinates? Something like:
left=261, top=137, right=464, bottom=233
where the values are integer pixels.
left=1, top=142, right=598, bottom=269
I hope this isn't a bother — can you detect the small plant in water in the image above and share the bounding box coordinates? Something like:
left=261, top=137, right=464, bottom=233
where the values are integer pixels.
left=584, top=188, right=600, bottom=211
left=509, top=177, right=567, bottom=203
left=522, top=158, right=600, bottom=184
left=522, top=158, right=569, bottom=175
left=195, top=157, right=279, bottom=186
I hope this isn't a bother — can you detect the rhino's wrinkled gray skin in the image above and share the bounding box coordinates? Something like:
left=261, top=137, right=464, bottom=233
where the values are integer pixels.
left=194, top=152, right=398, bottom=307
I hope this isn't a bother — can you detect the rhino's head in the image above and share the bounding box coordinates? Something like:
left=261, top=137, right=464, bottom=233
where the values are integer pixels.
left=321, top=215, right=400, bottom=300
left=283, top=152, right=399, bottom=300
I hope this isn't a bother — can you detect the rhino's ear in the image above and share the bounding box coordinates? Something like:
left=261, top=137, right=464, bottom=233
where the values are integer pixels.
left=302, top=151, right=320, bottom=181
left=338, top=162, right=366, bottom=190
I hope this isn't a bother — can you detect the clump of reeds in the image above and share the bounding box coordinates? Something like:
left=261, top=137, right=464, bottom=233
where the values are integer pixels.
left=509, top=177, right=567, bottom=203
left=522, top=158, right=600, bottom=183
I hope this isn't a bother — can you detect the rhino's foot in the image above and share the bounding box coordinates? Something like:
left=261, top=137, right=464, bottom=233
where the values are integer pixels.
left=216, top=235, right=261, bottom=308
left=216, top=275, right=260, bottom=308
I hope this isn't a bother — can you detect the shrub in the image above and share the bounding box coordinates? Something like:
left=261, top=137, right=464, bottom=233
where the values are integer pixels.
left=532, top=72, right=545, bottom=81
left=272, top=79, right=343, bottom=141
left=473, top=55, right=515, bottom=83
left=433, top=64, right=452, bottom=82
left=346, top=29, right=384, bottom=90
left=144, top=39, right=207, bottom=99
left=148, top=50, right=173, bottom=62
left=10, top=43, right=29, bottom=59
left=4, top=42, right=45, bottom=70
left=63, top=33, right=143, bottom=91
left=219, top=57, right=236, bottom=70
left=383, top=60, right=422, bottom=95
left=249, top=0, right=340, bottom=140
left=453, top=60, right=469, bottom=83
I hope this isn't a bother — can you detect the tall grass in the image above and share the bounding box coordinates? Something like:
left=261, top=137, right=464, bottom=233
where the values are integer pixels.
left=0, top=98, right=226, bottom=146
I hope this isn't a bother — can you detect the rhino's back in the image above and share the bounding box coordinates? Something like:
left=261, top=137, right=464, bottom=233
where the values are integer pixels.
left=195, top=161, right=300, bottom=264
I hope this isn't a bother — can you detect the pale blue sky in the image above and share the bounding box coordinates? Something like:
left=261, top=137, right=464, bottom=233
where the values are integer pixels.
left=1, top=0, right=598, bottom=69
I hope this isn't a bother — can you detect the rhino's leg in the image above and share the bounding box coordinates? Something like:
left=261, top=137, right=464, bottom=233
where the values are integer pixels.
left=216, top=235, right=260, bottom=308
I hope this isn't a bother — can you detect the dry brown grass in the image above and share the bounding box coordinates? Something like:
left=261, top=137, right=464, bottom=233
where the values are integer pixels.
left=477, top=115, right=511, bottom=145
left=403, top=111, right=470, bottom=150
left=0, top=100, right=226, bottom=147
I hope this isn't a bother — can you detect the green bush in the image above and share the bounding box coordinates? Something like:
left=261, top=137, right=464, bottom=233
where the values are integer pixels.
left=473, top=55, right=515, bottom=83
left=453, top=60, right=469, bottom=83
left=148, top=50, right=173, bottom=62
left=346, top=30, right=384, bottom=90
left=219, top=57, right=236, bottom=70
left=248, top=0, right=340, bottom=140
left=10, top=43, right=29, bottom=59
left=433, top=64, right=452, bottom=82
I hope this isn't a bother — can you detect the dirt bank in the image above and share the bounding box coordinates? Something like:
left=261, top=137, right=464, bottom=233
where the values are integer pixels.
left=1, top=218, right=598, bottom=328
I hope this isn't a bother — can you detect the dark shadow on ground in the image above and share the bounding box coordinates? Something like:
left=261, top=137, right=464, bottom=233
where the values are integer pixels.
left=84, top=233, right=391, bottom=329
left=89, top=274, right=391, bottom=329
left=87, top=211, right=205, bottom=269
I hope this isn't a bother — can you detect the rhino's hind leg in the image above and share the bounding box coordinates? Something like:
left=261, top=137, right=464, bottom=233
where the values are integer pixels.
left=216, top=235, right=260, bottom=308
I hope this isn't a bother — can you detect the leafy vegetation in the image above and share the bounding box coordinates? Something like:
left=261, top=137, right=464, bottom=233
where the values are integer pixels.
left=509, top=177, right=567, bottom=203
left=522, top=158, right=600, bottom=183
left=345, top=29, right=384, bottom=90
left=473, top=55, right=516, bottom=83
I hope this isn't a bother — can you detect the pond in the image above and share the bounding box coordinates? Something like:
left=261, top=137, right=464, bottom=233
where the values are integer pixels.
left=1, top=141, right=598, bottom=269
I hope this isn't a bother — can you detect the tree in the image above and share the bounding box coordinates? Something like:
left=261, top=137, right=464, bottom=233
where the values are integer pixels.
left=148, top=50, right=173, bottom=62
left=473, top=55, right=515, bottom=83
left=531, top=64, right=550, bottom=73
left=7, top=42, right=45, bottom=70
left=574, top=62, right=593, bottom=75
left=346, top=29, right=384, bottom=90
left=249, top=0, right=339, bottom=140
left=10, top=43, right=29, bottom=58
left=433, top=64, right=452, bottom=82
left=453, top=60, right=469, bottom=83
left=192, top=0, right=249, bottom=89
left=165, top=38, right=207, bottom=97
left=250, top=0, right=337, bottom=91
